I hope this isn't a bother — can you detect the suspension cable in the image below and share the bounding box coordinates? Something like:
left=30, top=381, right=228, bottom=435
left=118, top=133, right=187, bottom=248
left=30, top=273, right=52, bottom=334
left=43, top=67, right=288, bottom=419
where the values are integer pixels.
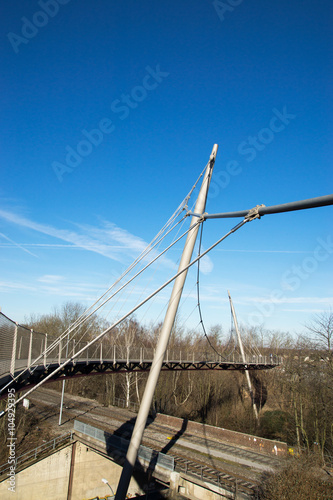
left=44, top=161, right=208, bottom=349
left=196, top=221, right=227, bottom=360
left=1, top=215, right=256, bottom=413
left=0, top=216, right=202, bottom=393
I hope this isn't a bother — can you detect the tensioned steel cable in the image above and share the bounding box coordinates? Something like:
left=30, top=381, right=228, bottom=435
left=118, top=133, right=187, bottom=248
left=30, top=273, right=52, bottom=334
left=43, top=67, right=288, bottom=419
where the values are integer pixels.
left=101, top=167, right=212, bottom=334
left=1, top=216, right=254, bottom=414
left=196, top=221, right=228, bottom=360
left=2, top=170, right=210, bottom=393
left=7, top=191, right=332, bottom=390
left=114, top=196, right=200, bottom=326
left=37, top=163, right=208, bottom=347
left=0, top=216, right=202, bottom=394
left=37, top=162, right=208, bottom=351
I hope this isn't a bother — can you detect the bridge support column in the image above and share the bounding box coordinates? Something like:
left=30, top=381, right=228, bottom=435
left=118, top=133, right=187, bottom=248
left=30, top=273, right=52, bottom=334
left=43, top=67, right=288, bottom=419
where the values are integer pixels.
left=169, top=472, right=181, bottom=500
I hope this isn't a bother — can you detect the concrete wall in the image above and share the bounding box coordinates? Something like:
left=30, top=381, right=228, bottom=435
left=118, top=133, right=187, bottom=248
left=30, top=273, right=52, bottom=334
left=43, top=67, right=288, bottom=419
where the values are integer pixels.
left=0, top=441, right=146, bottom=500
left=169, top=471, right=250, bottom=500
left=156, top=413, right=288, bottom=457
left=0, top=446, right=72, bottom=500
left=70, top=441, right=144, bottom=500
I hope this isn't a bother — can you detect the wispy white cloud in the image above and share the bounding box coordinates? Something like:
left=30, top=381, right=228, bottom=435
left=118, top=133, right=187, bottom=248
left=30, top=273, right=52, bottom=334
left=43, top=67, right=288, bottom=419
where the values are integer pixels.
left=0, top=243, right=93, bottom=249
left=0, top=281, right=37, bottom=292
left=73, top=219, right=178, bottom=270
left=0, top=208, right=177, bottom=268
left=244, top=296, right=333, bottom=305
left=198, top=255, right=214, bottom=274
left=0, top=231, right=38, bottom=257
left=0, top=209, right=126, bottom=262
left=38, top=275, right=65, bottom=284
left=0, top=275, right=104, bottom=301
left=281, top=308, right=327, bottom=313
left=213, top=249, right=314, bottom=254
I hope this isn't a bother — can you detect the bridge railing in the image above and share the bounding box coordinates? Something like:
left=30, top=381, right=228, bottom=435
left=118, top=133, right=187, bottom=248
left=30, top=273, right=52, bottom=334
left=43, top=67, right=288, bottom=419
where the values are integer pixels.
left=0, top=312, right=282, bottom=383
left=0, top=312, right=47, bottom=377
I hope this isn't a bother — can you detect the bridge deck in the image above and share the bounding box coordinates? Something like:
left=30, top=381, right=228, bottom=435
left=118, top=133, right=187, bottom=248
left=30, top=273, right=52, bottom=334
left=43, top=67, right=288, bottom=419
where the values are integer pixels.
left=0, top=356, right=280, bottom=396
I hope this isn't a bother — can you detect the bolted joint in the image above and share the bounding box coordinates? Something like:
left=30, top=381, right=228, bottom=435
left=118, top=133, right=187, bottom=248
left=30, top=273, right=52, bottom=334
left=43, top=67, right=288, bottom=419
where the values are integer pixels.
left=209, top=144, right=219, bottom=164
left=245, top=204, right=266, bottom=221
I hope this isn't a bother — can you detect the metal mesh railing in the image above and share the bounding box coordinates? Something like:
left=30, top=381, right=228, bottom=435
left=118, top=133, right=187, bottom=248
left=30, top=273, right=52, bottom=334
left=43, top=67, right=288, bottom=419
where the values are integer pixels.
left=74, top=420, right=174, bottom=471
left=0, top=313, right=15, bottom=376
left=0, top=432, right=73, bottom=477
left=0, top=311, right=283, bottom=389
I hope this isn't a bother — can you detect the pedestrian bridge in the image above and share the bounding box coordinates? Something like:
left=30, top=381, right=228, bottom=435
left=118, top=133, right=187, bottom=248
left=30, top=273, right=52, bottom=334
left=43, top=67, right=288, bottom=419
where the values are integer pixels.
left=0, top=312, right=282, bottom=396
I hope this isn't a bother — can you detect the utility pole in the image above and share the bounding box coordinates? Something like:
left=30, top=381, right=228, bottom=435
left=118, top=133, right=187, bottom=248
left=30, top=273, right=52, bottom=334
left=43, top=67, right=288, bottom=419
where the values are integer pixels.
left=228, top=290, right=259, bottom=421
left=59, top=331, right=70, bottom=425
left=115, top=144, right=218, bottom=499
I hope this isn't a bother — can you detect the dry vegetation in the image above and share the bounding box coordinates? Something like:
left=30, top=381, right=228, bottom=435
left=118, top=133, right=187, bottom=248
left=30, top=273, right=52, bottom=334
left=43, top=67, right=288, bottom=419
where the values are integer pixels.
left=22, top=304, right=333, bottom=455
left=258, top=454, right=333, bottom=499
left=2, top=303, right=332, bottom=496
left=0, top=399, right=53, bottom=465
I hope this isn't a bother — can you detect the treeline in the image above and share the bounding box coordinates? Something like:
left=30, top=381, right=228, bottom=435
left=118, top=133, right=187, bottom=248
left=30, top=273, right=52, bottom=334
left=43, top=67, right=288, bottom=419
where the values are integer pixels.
left=25, top=303, right=333, bottom=458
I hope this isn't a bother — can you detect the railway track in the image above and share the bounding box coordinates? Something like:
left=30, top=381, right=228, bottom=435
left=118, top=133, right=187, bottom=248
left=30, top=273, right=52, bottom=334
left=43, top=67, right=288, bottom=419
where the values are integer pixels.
left=174, top=455, right=259, bottom=497
left=27, top=388, right=277, bottom=494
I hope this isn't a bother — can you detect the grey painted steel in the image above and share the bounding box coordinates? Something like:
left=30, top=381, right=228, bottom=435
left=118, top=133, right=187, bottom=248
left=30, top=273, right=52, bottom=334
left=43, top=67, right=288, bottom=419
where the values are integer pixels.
left=59, top=332, right=70, bottom=426
left=0, top=202, right=254, bottom=407
left=115, top=145, right=219, bottom=500
left=193, top=193, right=333, bottom=219
left=74, top=420, right=174, bottom=472
left=0, top=307, right=282, bottom=389
left=2, top=221, right=203, bottom=407
left=228, top=291, right=258, bottom=420
left=59, top=379, right=66, bottom=426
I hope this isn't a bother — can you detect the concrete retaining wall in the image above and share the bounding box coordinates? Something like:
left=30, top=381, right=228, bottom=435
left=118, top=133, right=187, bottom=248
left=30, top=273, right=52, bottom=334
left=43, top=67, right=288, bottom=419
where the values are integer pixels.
left=156, top=413, right=288, bottom=457
left=0, top=441, right=145, bottom=500
left=0, top=446, right=72, bottom=500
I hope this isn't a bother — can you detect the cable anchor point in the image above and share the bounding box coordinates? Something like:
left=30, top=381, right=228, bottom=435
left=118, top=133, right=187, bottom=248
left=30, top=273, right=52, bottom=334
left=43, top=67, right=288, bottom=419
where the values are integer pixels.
left=245, top=204, right=266, bottom=221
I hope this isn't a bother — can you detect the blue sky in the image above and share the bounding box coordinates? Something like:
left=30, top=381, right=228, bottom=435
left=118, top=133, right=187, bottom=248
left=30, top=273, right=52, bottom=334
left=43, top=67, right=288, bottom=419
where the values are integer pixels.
left=0, top=0, right=332, bottom=339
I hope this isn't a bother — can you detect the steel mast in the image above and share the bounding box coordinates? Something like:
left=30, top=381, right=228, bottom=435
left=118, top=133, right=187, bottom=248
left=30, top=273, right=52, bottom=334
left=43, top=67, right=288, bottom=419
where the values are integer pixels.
left=115, top=144, right=219, bottom=499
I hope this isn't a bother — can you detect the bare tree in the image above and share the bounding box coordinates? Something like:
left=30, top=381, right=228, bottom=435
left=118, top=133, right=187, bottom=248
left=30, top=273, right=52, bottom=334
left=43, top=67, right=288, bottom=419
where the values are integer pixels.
left=116, top=318, right=145, bottom=407
left=306, top=310, right=333, bottom=353
left=24, top=301, right=107, bottom=342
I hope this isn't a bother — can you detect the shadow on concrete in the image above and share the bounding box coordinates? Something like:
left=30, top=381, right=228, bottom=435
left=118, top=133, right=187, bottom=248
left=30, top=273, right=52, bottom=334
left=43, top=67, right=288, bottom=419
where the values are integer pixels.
left=160, top=417, right=188, bottom=456
left=103, top=413, right=159, bottom=497
left=103, top=412, right=188, bottom=497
